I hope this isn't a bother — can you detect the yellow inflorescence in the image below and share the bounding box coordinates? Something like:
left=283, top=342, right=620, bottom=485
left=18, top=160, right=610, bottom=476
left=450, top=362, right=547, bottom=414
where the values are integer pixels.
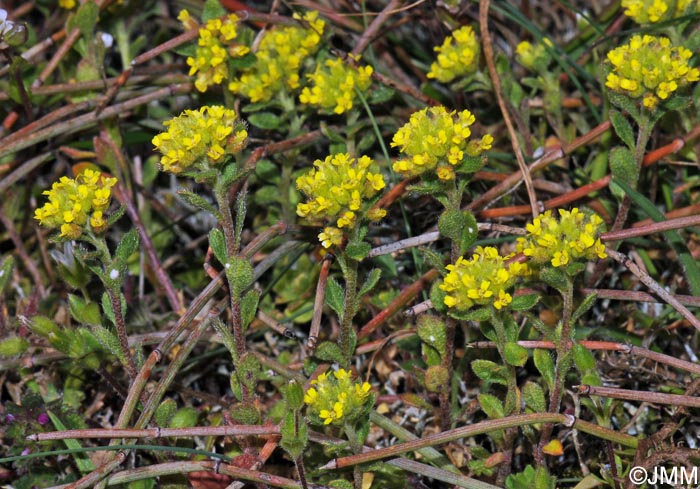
left=440, top=246, right=527, bottom=311
left=621, top=0, right=697, bottom=23
left=34, top=168, right=117, bottom=239
left=59, top=0, right=76, bottom=8
left=296, top=153, right=386, bottom=248
left=515, top=38, right=553, bottom=72
left=516, top=208, right=607, bottom=268
left=391, top=106, right=493, bottom=178
left=179, top=10, right=250, bottom=93
left=152, top=106, right=248, bottom=174
left=228, top=11, right=325, bottom=102
left=605, top=35, right=700, bottom=110
left=427, top=25, right=480, bottom=83
left=299, top=56, right=373, bottom=114
left=304, top=369, right=372, bottom=426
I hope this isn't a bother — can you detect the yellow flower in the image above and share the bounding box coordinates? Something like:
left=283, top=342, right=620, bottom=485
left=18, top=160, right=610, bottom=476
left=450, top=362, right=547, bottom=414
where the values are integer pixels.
left=440, top=246, right=527, bottom=311
left=516, top=38, right=553, bottom=72
left=391, top=106, right=492, bottom=177
left=59, top=0, right=76, bottom=8
left=35, top=168, right=117, bottom=238
left=296, top=153, right=385, bottom=248
left=180, top=11, right=249, bottom=92
left=152, top=106, right=247, bottom=173
left=516, top=208, right=607, bottom=268
left=229, top=11, right=325, bottom=102
left=621, top=0, right=697, bottom=23
left=304, top=369, right=373, bottom=426
left=427, top=25, right=480, bottom=83
left=605, top=35, right=699, bottom=110
left=299, top=56, right=373, bottom=114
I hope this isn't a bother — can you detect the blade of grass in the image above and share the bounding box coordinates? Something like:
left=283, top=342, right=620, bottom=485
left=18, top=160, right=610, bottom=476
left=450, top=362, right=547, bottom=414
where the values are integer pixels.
left=46, top=410, right=95, bottom=473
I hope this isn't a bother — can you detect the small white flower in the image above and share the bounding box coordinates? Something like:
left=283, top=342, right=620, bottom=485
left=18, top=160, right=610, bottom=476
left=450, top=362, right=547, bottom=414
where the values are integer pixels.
left=0, top=9, right=16, bottom=37
left=109, top=269, right=119, bottom=280
left=100, top=32, right=113, bottom=48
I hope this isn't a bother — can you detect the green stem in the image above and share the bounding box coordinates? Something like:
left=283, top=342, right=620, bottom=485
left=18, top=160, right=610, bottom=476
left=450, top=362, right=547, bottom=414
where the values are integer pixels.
left=339, top=254, right=359, bottom=369
left=537, top=274, right=575, bottom=462
left=488, top=311, right=518, bottom=415
left=107, top=287, right=138, bottom=383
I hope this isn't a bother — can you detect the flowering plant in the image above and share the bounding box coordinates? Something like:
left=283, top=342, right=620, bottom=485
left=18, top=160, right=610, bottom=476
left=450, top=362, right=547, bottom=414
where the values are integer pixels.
left=34, top=168, right=117, bottom=239
left=299, top=56, right=373, bottom=114
left=304, top=369, right=373, bottom=426
left=427, top=25, right=480, bottom=83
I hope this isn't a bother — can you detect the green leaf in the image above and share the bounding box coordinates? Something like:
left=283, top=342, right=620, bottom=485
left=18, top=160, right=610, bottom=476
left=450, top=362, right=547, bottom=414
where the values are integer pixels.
left=285, top=380, right=305, bottom=410
left=101, top=291, right=126, bottom=327
left=472, top=359, right=510, bottom=385
left=202, top=0, right=226, bottom=21
left=241, top=289, right=260, bottom=331
left=237, top=353, right=260, bottom=391
left=572, top=343, right=596, bottom=373
left=281, top=411, right=307, bottom=459
left=534, top=349, right=555, bottom=391
left=0, top=336, right=28, bottom=357
left=504, top=342, right=529, bottom=367
left=510, top=293, right=540, bottom=311
left=606, top=91, right=639, bottom=118
left=91, top=324, right=125, bottom=363
left=221, top=163, right=248, bottom=188
left=248, top=112, right=281, bottom=130
left=229, top=402, right=261, bottom=425
left=460, top=211, right=478, bottom=254
left=663, top=95, right=691, bottom=111
left=211, top=317, right=238, bottom=361
left=613, top=178, right=700, bottom=295
left=115, top=229, right=139, bottom=265
left=209, top=228, right=227, bottom=264
left=522, top=382, right=546, bottom=412
left=417, top=315, right=446, bottom=358
left=449, top=307, right=491, bottom=321
left=358, top=268, right=381, bottom=297
left=169, top=407, right=199, bottom=428
left=155, top=399, right=177, bottom=427
left=479, top=393, right=505, bottom=419
left=424, top=365, right=449, bottom=393
left=609, top=110, right=635, bottom=149
left=429, top=281, right=449, bottom=314
left=68, top=0, right=99, bottom=36
left=609, top=146, right=638, bottom=194
left=314, top=341, right=344, bottom=364
left=367, top=86, right=395, bottom=104
left=178, top=189, right=220, bottom=218
left=225, top=256, right=254, bottom=296
left=438, top=209, right=464, bottom=242
left=46, top=411, right=95, bottom=473
left=229, top=52, right=257, bottom=69
left=345, top=241, right=371, bottom=261
left=539, top=267, right=568, bottom=293
left=571, top=292, right=598, bottom=324
left=325, top=278, right=345, bottom=316
left=68, top=294, right=101, bottom=326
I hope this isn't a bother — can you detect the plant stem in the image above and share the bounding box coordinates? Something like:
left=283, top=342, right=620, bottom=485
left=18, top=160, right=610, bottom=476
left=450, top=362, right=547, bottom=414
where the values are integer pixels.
left=108, top=287, right=138, bottom=382
left=537, top=274, right=574, bottom=462
left=339, top=255, right=359, bottom=368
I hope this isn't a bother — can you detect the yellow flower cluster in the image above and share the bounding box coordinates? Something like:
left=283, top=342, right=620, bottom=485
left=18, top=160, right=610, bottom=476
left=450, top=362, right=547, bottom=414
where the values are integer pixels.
left=427, top=25, right=480, bottom=83
left=59, top=0, right=76, bottom=8
left=34, top=168, right=117, bottom=239
left=299, top=57, right=373, bottom=114
left=516, top=38, right=553, bottom=72
left=621, top=0, right=697, bottom=23
left=440, top=246, right=527, bottom=311
left=229, top=11, right=325, bottom=102
left=391, top=106, right=493, bottom=178
left=304, top=369, right=372, bottom=426
left=179, top=10, right=250, bottom=93
left=516, top=208, right=607, bottom=268
left=152, top=106, right=248, bottom=174
left=605, top=35, right=700, bottom=110
left=296, top=153, right=386, bottom=248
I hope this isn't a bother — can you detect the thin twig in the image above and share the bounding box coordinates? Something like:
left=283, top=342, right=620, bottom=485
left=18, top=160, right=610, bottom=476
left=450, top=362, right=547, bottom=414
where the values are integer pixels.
left=479, top=0, right=538, bottom=218
left=577, top=385, right=700, bottom=408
